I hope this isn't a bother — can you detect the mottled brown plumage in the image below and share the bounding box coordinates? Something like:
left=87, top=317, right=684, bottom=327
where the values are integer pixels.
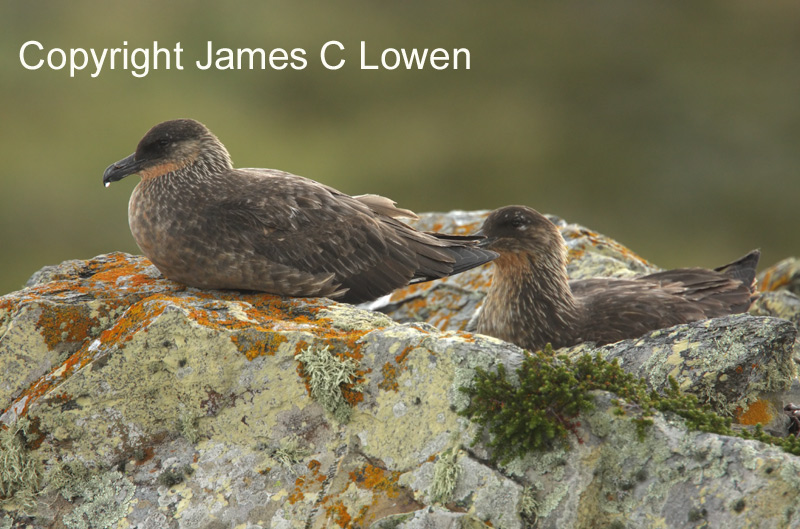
left=102, top=119, right=497, bottom=303
left=475, top=206, right=760, bottom=351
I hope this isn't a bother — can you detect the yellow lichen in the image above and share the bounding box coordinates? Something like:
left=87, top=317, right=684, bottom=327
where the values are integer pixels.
left=735, top=399, right=776, bottom=426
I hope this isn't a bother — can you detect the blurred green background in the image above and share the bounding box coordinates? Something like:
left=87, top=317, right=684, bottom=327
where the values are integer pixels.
left=1, top=1, right=799, bottom=295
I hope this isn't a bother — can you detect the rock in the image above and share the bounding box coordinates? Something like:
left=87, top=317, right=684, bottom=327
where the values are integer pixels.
left=753, top=290, right=800, bottom=329
left=562, top=314, right=797, bottom=430
left=0, top=210, right=798, bottom=529
left=508, top=391, right=800, bottom=529
left=759, top=257, right=800, bottom=296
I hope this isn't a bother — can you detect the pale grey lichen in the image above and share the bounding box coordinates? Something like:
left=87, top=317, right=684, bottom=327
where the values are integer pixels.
left=297, top=345, right=362, bottom=423
left=429, top=447, right=462, bottom=504
left=270, top=436, right=311, bottom=472
left=177, top=407, right=201, bottom=444
left=519, top=486, right=539, bottom=523
left=44, top=460, right=91, bottom=500
left=0, top=417, right=42, bottom=513
left=61, top=470, right=135, bottom=529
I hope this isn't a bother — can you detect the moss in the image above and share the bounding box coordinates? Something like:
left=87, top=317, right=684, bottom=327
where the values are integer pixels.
left=738, top=424, right=800, bottom=456
left=687, top=507, right=707, bottom=522
left=459, top=346, right=736, bottom=464
left=463, top=343, right=800, bottom=463
left=0, top=418, right=43, bottom=513
left=296, top=345, right=363, bottom=423
left=653, top=377, right=731, bottom=434
left=460, top=347, right=622, bottom=464
left=157, top=465, right=193, bottom=488
left=429, top=447, right=461, bottom=504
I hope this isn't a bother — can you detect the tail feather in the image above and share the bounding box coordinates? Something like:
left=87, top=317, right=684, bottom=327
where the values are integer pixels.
left=714, top=249, right=760, bottom=292
left=408, top=236, right=497, bottom=284
left=642, top=249, right=761, bottom=316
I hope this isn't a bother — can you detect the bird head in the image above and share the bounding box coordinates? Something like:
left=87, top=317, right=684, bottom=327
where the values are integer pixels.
left=102, top=119, right=231, bottom=187
left=476, top=205, right=564, bottom=257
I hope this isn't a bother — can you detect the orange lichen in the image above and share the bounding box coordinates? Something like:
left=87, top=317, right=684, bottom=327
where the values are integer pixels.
left=88, top=253, right=166, bottom=291
left=378, top=362, right=399, bottom=392
left=395, top=346, right=413, bottom=364
left=97, top=295, right=168, bottom=346
left=325, top=501, right=352, bottom=528
left=563, top=227, right=652, bottom=268
left=341, top=378, right=366, bottom=406
left=321, top=462, right=417, bottom=527
left=378, top=345, right=419, bottom=392
left=389, top=282, right=430, bottom=302
left=288, top=458, right=326, bottom=505
left=1, top=294, right=172, bottom=421
left=293, top=321, right=375, bottom=406
left=36, top=304, right=95, bottom=350
left=758, top=261, right=798, bottom=293
left=231, top=331, right=287, bottom=360
left=735, top=399, right=776, bottom=426
left=3, top=251, right=395, bottom=425
left=349, top=464, right=402, bottom=497
left=288, top=475, right=307, bottom=504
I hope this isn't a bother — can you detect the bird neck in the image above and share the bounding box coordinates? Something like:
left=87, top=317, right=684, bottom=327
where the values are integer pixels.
left=177, top=136, right=233, bottom=182
left=481, top=248, right=580, bottom=351
left=138, top=140, right=234, bottom=198
left=195, top=136, right=234, bottom=175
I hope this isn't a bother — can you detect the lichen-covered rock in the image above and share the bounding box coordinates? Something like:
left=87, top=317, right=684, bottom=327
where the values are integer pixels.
left=760, top=257, right=800, bottom=296
left=753, top=290, right=800, bottom=328
left=0, top=211, right=799, bottom=529
left=507, top=392, right=800, bottom=529
left=0, top=253, right=180, bottom=415
left=562, top=314, right=797, bottom=429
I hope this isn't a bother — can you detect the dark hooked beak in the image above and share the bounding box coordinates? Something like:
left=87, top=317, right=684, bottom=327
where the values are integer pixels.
left=102, top=153, right=144, bottom=187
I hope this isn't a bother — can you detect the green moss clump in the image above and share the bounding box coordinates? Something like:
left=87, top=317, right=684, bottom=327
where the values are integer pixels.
left=737, top=424, right=800, bottom=456
left=653, top=377, right=731, bottom=435
left=157, top=465, right=194, bottom=488
left=460, top=347, right=646, bottom=464
left=460, top=346, right=738, bottom=464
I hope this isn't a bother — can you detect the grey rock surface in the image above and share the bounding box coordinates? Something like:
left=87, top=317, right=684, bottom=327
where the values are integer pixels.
left=0, top=210, right=798, bottom=528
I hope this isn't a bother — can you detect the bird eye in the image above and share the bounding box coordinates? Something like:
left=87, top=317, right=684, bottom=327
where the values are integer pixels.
left=157, top=139, right=170, bottom=147
left=510, top=218, right=526, bottom=230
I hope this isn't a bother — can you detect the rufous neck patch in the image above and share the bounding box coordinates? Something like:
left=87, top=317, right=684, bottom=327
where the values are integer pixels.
left=139, top=160, right=184, bottom=180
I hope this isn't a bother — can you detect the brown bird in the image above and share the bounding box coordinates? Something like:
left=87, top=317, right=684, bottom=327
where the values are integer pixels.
left=102, top=119, right=497, bottom=303
left=474, top=205, right=759, bottom=351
